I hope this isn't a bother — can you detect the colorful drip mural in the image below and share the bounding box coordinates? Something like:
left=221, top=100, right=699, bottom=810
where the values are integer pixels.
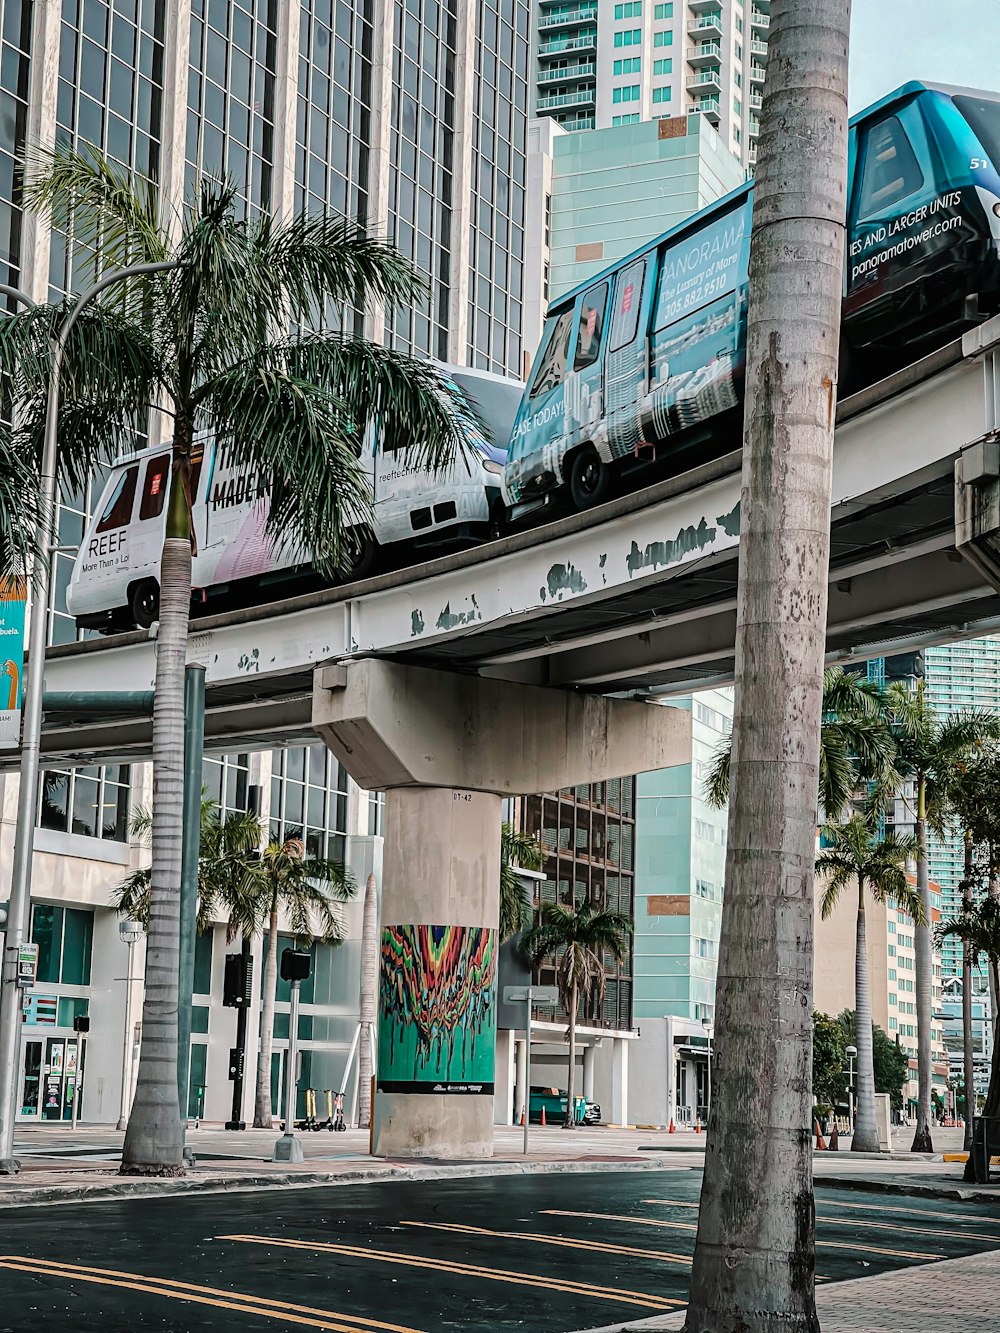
left=377, top=923, right=497, bottom=1094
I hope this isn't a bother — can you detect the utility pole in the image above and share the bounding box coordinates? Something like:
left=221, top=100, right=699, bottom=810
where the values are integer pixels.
left=684, top=2, right=852, bottom=1330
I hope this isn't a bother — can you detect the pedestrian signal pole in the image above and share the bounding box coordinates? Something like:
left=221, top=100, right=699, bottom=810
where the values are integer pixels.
left=503, top=984, right=558, bottom=1155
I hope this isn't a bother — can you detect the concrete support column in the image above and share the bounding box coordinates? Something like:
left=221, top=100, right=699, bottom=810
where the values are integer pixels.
left=582, top=1044, right=596, bottom=1103
left=514, top=1036, right=528, bottom=1126
left=493, top=1028, right=516, bottom=1126
left=611, top=1038, right=629, bottom=1127
left=373, top=787, right=501, bottom=1159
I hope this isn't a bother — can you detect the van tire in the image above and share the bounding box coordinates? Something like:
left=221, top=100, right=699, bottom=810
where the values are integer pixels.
left=129, top=579, right=160, bottom=630
left=567, top=447, right=612, bottom=510
left=344, top=527, right=379, bottom=581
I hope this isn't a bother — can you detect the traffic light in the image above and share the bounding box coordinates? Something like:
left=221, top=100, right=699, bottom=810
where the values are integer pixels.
left=223, top=951, right=253, bottom=1007
left=72, top=1015, right=90, bottom=1033
left=280, top=948, right=311, bottom=982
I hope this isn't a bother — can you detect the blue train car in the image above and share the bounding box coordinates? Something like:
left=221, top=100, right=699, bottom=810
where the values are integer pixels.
left=505, top=82, right=1000, bottom=515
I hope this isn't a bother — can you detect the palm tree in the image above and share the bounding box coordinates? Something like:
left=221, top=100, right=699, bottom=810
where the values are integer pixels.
left=816, top=817, right=923, bottom=1152
left=499, top=824, right=545, bottom=942
left=939, top=897, right=1000, bottom=1166
left=1, top=144, right=467, bottom=1173
left=219, top=834, right=354, bottom=1130
left=520, top=900, right=631, bottom=1128
left=886, top=681, right=1000, bottom=1151
left=704, top=666, right=898, bottom=817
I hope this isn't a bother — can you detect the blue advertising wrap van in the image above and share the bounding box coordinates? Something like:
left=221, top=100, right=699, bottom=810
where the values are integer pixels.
left=504, top=82, right=1000, bottom=515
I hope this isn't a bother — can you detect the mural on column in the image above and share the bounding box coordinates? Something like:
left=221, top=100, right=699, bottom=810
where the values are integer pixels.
left=377, top=924, right=497, bottom=1093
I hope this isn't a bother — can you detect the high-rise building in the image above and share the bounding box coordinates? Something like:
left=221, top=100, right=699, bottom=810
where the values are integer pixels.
left=923, top=638, right=1000, bottom=978
left=532, top=0, right=768, bottom=172
left=0, top=0, right=530, bottom=1128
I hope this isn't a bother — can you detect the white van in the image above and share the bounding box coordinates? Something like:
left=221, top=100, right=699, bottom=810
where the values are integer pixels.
left=66, top=365, right=522, bottom=632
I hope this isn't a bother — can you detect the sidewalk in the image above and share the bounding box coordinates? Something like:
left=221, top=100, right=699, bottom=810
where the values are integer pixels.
left=2, top=1121, right=996, bottom=1208
left=576, top=1249, right=1000, bottom=1332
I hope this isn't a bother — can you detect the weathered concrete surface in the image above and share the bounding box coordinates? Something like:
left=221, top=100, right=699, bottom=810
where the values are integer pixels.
left=372, top=787, right=501, bottom=1160
left=312, top=659, right=691, bottom=793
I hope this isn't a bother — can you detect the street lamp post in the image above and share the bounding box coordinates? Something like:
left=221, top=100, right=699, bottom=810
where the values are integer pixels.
left=117, top=920, right=143, bottom=1131
left=846, top=1044, right=857, bottom=1135
left=0, top=260, right=180, bottom=1173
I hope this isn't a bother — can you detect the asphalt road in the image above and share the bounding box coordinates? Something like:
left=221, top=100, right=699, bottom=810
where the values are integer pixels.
left=1, top=1170, right=999, bottom=1333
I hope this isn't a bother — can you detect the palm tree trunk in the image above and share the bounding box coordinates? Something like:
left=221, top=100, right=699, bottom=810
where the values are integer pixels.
left=852, top=878, right=879, bottom=1153
left=254, top=901, right=280, bottom=1128
left=684, top=3, right=849, bottom=1327
left=962, top=832, right=975, bottom=1160
left=911, top=783, right=934, bottom=1152
left=357, top=872, right=378, bottom=1127
left=121, top=460, right=192, bottom=1174
left=565, top=980, right=578, bottom=1129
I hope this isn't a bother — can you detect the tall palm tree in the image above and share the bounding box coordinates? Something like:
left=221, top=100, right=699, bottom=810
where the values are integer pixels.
left=704, top=666, right=898, bottom=817
left=816, top=817, right=922, bottom=1152
left=520, top=900, right=631, bottom=1128
left=218, top=835, right=354, bottom=1129
left=939, top=897, right=1000, bottom=1169
left=886, top=681, right=1000, bottom=1152
left=499, top=823, right=545, bottom=942
left=1, top=144, right=467, bottom=1174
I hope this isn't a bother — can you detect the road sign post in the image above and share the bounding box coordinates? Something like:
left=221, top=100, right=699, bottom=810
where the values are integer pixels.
left=503, top=984, right=558, bottom=1155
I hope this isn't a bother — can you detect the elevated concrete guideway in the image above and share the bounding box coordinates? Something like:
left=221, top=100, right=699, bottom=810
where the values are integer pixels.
left=20, top=314, right=1000, bottom=769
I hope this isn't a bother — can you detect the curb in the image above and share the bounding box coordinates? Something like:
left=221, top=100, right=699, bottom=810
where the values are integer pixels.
left=816, top=1173, right=998, bottom=1203
left=0, top=1153, right=677, bottom=1210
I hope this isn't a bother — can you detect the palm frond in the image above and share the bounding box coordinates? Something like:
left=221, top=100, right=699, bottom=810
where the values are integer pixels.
left=260, top=211, right=427, bottom=321
left=22, top=141, right=167, bottom=276
left=703, top=737, right=732, bottom=808
left=0, top=431, right=41, bottom=580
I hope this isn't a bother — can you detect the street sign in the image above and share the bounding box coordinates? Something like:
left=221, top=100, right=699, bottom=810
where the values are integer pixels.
left=15, top=942, right=38, bottom=988
left=503, top=985, right=558, bottom=1005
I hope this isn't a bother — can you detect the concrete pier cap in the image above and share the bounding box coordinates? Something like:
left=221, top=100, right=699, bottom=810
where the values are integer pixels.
left=311, top=659, right=691, bottom=1160
left=312, top=659, right=691, bottom=794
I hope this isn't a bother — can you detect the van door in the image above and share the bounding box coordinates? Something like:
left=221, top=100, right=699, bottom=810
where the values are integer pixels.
left=604, top=256, right=650, bottom=461
left=563, top=281, right=610, bottom=458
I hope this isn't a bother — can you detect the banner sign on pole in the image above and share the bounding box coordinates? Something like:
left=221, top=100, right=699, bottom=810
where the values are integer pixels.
left=0, top=578, right=26, bottom=750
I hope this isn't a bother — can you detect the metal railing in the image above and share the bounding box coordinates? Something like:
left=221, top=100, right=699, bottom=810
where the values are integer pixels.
left=538, top=33, right=597, bottom=56
left=537, top=61, right=595, bottom=83
left=536, top=88, right=595, bottom=110
left=538, top=5, right=598, bottom=30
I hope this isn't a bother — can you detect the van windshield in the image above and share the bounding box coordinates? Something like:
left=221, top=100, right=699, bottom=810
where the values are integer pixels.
left=955, top=95, right=1000, bottom=172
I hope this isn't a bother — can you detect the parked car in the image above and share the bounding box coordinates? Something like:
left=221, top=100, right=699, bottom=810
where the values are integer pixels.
left=529, top=1085, right=601, bottom=1125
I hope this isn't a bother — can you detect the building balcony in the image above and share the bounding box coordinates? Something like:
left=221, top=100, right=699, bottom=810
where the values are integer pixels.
left=537, top=61, right=595, bottom=84
left=687, top=41, right=722, bottom=67
left=749, top=114, right=761, bottom=136
left=538, top=4, right=598, bottom=32
left=750, top=37, right=768, bottom=60
left=537, top=32, right=598, bottom=58
left=688, top=96, right=721, bottom=125
left=688, top=13, right=723, bottom=40
left=536, top=87, right=597, bottom=111
left=751, top=8, right=770, bottom=32
left=748, top=142, right=757, bottom=165
left=688, top=0, right=721, bottom=11
left=749, top=62, right=766, bottom=84
left=749, top=91, right=762, bottom=111
left=687, top=67, right=722, bottom=94
left=559, top=115, right=596, bottom=131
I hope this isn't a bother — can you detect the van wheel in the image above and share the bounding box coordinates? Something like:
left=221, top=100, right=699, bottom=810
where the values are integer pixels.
left=129, top=580, right=159, bottom=630
left=568, top=447, right=612, bottom=510
left=488, top=500, right=507, bottom=541
left=344, top=527, right=379, bottom=581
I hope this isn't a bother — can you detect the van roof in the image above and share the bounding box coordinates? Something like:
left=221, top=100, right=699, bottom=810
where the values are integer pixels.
left=551, top=80, right=1000, bottom=311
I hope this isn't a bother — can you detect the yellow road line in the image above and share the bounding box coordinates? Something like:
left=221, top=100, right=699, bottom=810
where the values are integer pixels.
left=819, top=1197, right=1000, bottom=1228
left=0, top=1256, right=418, bottom=1333
left=642, top=1196, right=1000, bottom=1245
left=542, top=1211, right=941, bottom=1262
left=400, top=1219, right=692, bottom=1266
left=218, top=1234, right=683, bottom=1311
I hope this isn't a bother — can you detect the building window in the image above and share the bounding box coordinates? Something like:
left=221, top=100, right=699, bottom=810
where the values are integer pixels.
left=653, top=58, right=672, bottom=74
left=368, top=791, right=385, bottom=838
left=611, top=113, right=640, bottom=125
left=613, top=57, right=641, bottom=74
left=270, top=743, right=349, bottom=862
left=654, top=2, right=673, bottom=16
left=652, top=87, right=670, bottom=103
left=733, top=96, right=742, bottom=116
left=653, top=30, right=672, bottom=46
left=613, top=84, right=640, bottom=104
left=30, top=904, right=94, bottom=986
left=613, top=28, right=641, bottom=47
left=202, top=753, right=250, bottom=819
left=39, top=766, right=131, bottom=843
left=888, top=968, right=897, bottom=980
left=614, top=1, right=642, bottom=16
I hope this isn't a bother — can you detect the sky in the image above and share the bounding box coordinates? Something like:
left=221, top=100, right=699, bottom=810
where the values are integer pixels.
left=850, top=0, right=1000, bottom=111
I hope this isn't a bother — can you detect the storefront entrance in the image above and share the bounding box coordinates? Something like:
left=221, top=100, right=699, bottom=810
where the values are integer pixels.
left=19, top=1035, right=85, bottom=1121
